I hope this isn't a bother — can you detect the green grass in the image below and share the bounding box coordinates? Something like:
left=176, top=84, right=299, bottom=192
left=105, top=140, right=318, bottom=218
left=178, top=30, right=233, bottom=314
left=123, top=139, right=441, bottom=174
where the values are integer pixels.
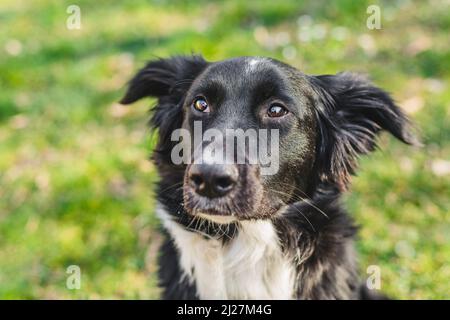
left=0, top=0, right=448, bottom=299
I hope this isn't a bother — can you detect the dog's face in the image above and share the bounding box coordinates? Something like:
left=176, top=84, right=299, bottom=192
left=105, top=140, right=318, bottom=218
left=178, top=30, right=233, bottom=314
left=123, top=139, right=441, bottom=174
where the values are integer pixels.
left=121, top=55, right=415, bottom=223
left=178, top=58, right=317, bottom=221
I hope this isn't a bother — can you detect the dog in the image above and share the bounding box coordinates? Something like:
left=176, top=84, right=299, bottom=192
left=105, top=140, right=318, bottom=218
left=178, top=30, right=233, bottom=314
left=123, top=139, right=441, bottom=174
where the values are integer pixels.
left=120, top=55, right=416, bottom=299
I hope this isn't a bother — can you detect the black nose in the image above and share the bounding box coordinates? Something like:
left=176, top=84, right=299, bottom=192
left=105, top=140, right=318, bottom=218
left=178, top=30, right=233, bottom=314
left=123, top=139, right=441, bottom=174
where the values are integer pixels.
left=188, top=164, right=238, bottom=198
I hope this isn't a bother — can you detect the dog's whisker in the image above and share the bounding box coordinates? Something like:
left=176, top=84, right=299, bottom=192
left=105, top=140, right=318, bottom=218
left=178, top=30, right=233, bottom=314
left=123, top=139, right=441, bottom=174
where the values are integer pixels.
left=269, top=184, right=329, bottom=219
left=269, top=188, right=324, bottom=230
left=159, top=182, right=184, bottom=194
left=290, top=204, right=316, bottom=232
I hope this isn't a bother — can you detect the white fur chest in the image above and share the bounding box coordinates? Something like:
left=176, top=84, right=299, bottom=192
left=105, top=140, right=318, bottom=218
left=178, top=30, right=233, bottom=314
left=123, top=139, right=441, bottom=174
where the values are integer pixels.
left=157, top=204, right=295, bottom=299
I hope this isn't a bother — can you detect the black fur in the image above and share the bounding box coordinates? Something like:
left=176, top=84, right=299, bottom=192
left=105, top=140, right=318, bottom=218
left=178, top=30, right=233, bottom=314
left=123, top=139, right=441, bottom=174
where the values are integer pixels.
left=121, top=55, right=416, bottom=300
left=158, top=235, right=199, bottom=300
left=309, top=73, right=416, bottom=189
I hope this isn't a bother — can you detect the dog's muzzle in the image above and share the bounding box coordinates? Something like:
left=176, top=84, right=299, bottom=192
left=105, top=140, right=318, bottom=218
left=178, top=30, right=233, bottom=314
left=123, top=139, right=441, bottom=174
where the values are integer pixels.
left=183, top=162, right=266, bottom=219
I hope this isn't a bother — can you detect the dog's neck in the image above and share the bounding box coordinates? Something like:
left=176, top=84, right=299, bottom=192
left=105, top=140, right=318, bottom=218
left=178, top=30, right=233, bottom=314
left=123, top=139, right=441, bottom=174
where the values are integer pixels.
left=157, top=183, right=360, bottom=299
left=157, top=203, right=296, bottom=299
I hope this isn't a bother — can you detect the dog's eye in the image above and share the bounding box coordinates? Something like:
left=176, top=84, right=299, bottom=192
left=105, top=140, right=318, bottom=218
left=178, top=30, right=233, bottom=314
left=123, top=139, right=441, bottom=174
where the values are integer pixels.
left=267, top=104, right=288, bottom=118
left=192, top=97, right=210, bottom=113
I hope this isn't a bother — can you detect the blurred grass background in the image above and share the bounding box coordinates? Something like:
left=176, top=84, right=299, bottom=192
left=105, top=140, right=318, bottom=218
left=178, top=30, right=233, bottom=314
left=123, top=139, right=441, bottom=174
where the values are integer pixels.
left=0, top=0, right=449, bottom=299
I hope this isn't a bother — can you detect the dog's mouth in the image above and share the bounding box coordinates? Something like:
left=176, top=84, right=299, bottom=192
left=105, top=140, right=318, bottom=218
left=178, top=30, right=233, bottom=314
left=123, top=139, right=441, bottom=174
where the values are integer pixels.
left=183, top=164, right=283, bottom=222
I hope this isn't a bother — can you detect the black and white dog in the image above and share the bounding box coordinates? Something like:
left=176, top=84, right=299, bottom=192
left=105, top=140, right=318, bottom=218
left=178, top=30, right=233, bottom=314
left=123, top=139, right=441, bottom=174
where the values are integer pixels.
left=121, top=55, right=416, bottom=299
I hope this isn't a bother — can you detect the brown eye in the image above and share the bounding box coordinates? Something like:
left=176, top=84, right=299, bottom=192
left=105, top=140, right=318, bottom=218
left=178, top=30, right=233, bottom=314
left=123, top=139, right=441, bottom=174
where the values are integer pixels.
left=267, top=104, right=288, bottom=118
left=192, top=97, right=210, bottom=113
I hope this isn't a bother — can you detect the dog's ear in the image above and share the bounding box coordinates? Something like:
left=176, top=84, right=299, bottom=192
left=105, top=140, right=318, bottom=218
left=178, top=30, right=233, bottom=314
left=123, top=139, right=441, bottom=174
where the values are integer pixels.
left=310, top=72, right=419, bottom=189
left=120, top=55, right=208, bottom=104
left=120, top=55, right=208, bottom=162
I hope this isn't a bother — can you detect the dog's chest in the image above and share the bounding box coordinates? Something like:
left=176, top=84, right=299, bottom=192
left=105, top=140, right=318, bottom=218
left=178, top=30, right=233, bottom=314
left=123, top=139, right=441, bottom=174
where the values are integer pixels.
left=158, top=207, right=295, bottom=299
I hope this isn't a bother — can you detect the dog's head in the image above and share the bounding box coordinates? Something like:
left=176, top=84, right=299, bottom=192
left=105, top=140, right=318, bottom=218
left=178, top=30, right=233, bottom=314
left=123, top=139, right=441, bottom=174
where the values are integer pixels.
left=121, top=55, right=416, bottom=223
